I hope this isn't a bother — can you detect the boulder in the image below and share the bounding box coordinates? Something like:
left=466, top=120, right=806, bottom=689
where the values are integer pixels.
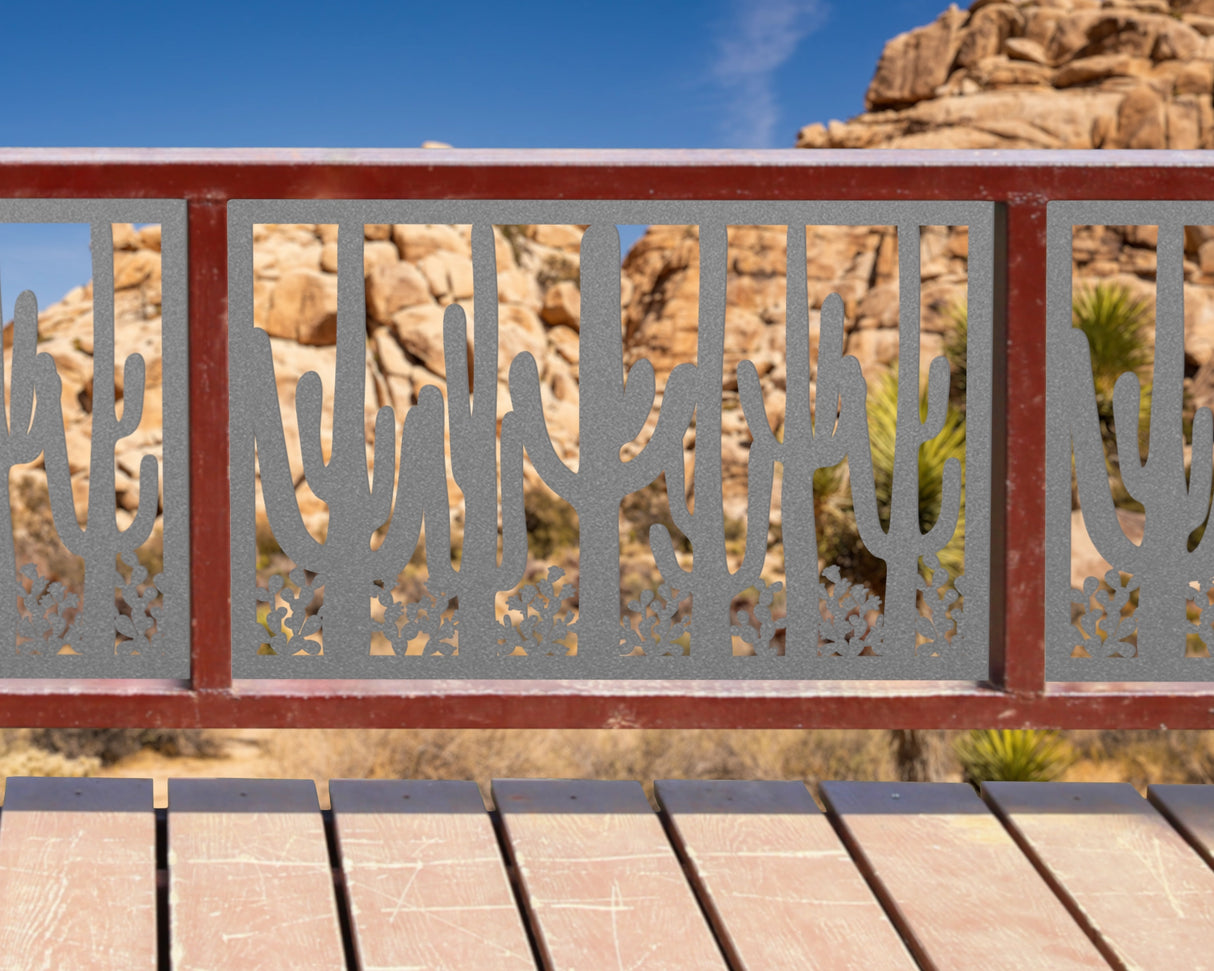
left=866, top=5, right=970, bottom=108
left=366, top=262, right=432, bottom=323
left=264, top=270, right=338, bottom=345
left=540, top=281, right=581, bottom=328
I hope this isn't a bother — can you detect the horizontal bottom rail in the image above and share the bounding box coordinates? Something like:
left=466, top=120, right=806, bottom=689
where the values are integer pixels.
left=0, top=679, right=1210, bottom=728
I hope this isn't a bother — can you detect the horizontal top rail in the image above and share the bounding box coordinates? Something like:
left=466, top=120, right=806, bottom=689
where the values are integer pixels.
left=1, top=148, right=1213, bottom=200
left=0, top=149, right=1210, bottom=727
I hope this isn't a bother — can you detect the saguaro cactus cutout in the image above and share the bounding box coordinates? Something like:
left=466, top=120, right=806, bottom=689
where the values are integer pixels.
left=849, top=225, right=962, bottom=655
left=428, top=224, right=528, bottom=654
left=1069, top=225, right=1214, bottom=659
left=0, top=285, right=60, bottom=650
left=509, top=224, right=686, bottom=656
left=649, top=225, right=775, bottom=654
left=743, top=226, right=869, bottom=655
left=41, top=224, right=159, bottom=653
left=249, top=224, right=449, bottom=655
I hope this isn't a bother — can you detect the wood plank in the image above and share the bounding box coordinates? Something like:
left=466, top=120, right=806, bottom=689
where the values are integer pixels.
left=493, top=779, right=728, bottom=971
left=820, top=781, right=1109, bottom=971
left=654, top=779, right=916, bottom=971
left=1147, top=784, right=1214, bottom=869
left=330, top=779, right=535, bottom=970
left=0, top=778, right=156, bottom=971
left=168, top=778, right=345, bottom=971
left=984, top=781, right=1214, bottom=970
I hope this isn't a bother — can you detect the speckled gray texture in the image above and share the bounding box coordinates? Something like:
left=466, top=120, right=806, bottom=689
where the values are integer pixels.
left=0, top=200, right=188, bottom=677
left=1048, top=201, right=1214, bottom=681
left=230, top=200, right=991, bottom=680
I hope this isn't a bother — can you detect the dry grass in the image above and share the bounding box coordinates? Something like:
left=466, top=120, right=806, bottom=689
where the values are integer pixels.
left=16, top=728, right=1214, bottom=810
left=261, top=727, right=955, bottom=808
left=249, top=727, right=1214, bottom=806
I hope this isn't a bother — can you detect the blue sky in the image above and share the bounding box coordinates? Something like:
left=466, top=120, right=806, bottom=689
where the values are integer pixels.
left=0, top=0, right=949, bottom=321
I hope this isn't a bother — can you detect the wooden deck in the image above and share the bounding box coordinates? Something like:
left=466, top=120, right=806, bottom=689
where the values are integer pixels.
left=1, top=777, right=1213, bottom=970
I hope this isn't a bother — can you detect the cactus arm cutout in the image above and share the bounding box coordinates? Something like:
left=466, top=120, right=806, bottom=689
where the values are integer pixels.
left=1066, top=329, right=1138, bottom=568
left=919, top=356, right=952, bottom=442
left=738, top=361, right=778, bottom=452
left=248, top=327, right=324, bottom=564
left=619, top=358, right=657, bottom=443
left=1112, top=369, right=1149, bottom=500
left=1188, top=407, right=1214, bottom=535
left=375, top=383, right=443, bottom=571
left=923, top=456, right=963, bottom=550
left=295, top=371, right=334, bottom=495
left=367, top=406, right=397, bottom=529
left=115, top=353, right=146, bottom=437
left=9, top=290, right=42, bottom=444
left=507, top=352, right=579, bottom=498
left=121, top=453, right=161, bottom=546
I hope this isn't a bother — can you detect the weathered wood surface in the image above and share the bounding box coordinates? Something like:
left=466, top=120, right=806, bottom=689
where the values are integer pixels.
left=493, top=779, right=728, bottom=971
left=984, top=781, right=1214, bottom=971
left=0, top=778, right=156, bottom=971
left=655, top=779, right=917, bottom=971
left=12, top=776, right=1214, bottom=967
left=820, top=781, right=1110, bottom=970
left=1147, top=783, right=1214, bottom=868
left=167, top=778, right=346, bottom=971
left=330, top=779, right=534, bottom=970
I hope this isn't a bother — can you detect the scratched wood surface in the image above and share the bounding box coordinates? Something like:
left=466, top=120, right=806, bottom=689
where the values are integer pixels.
left=167, top=779, right=346, bottom=971
left=820, top=781, right=1110, bottom=970
left=15, top=776, right=1214, bottom=967
left=654, top=779, right=917, bottom=971
left=0, top=778, right=156, bottom=971
left=330, top=779, right=535, bottom=970
left=1147, top=783, right=1214, bottom=869
left=984, top=781, right=1214, bottom=971
left=493, top=779, right=729, bottom=971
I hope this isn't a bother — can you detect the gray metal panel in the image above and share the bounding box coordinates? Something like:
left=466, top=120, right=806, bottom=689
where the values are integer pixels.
left=1047, top=201, right=1214, bottom=682
left=0, top=200, right=188, bottom=677
left=230, top=200, right=992, bottom=680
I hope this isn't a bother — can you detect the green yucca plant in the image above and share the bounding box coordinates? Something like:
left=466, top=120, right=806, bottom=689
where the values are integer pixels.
left=955, top=729, right=1074, bottom=786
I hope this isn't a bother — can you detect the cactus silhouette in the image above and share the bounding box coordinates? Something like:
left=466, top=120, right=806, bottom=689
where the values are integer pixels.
left=41, top=224, right=159, bottom=654
left=849, top=226, right=962, bottom=655
left=1069, top=226, right=1214, bottom=660
left=741, top=226, right=869, bottom=655
left=427, top=224, right=528, bottom=654
left=249, top=223, right=449, bottom=655
left=0, top=282, right=61, bottom=651
left=509, top=224, right=688, bottom=655
left=649, top=225, right=775, bottom=653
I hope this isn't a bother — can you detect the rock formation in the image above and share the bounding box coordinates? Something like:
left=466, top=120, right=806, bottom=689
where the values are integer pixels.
left=798, top=0, right=1214, bottom=150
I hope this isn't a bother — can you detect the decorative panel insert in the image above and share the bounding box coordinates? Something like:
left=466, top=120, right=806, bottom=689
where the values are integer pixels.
left=1049, top=202, right=1214, bottom=682
left=230, top=201, right=992, bottom=679
left=0, top=202, right=188, bottom=677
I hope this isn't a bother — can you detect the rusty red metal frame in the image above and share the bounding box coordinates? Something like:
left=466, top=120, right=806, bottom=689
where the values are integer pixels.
left=1, top=148, right=1212, bottom=729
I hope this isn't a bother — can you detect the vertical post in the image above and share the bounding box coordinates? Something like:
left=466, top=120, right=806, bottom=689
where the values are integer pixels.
left=989, top=200, right=1048, bottom=695
left=188, top=199, right=231, bottom=691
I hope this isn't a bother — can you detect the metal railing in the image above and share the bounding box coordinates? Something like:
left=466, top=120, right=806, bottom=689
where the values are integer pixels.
left=0, top=148, right=1210, bottom=728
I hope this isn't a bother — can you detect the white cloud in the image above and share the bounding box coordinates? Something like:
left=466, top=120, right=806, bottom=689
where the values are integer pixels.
left=712, top=0, right=827, bottom=148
